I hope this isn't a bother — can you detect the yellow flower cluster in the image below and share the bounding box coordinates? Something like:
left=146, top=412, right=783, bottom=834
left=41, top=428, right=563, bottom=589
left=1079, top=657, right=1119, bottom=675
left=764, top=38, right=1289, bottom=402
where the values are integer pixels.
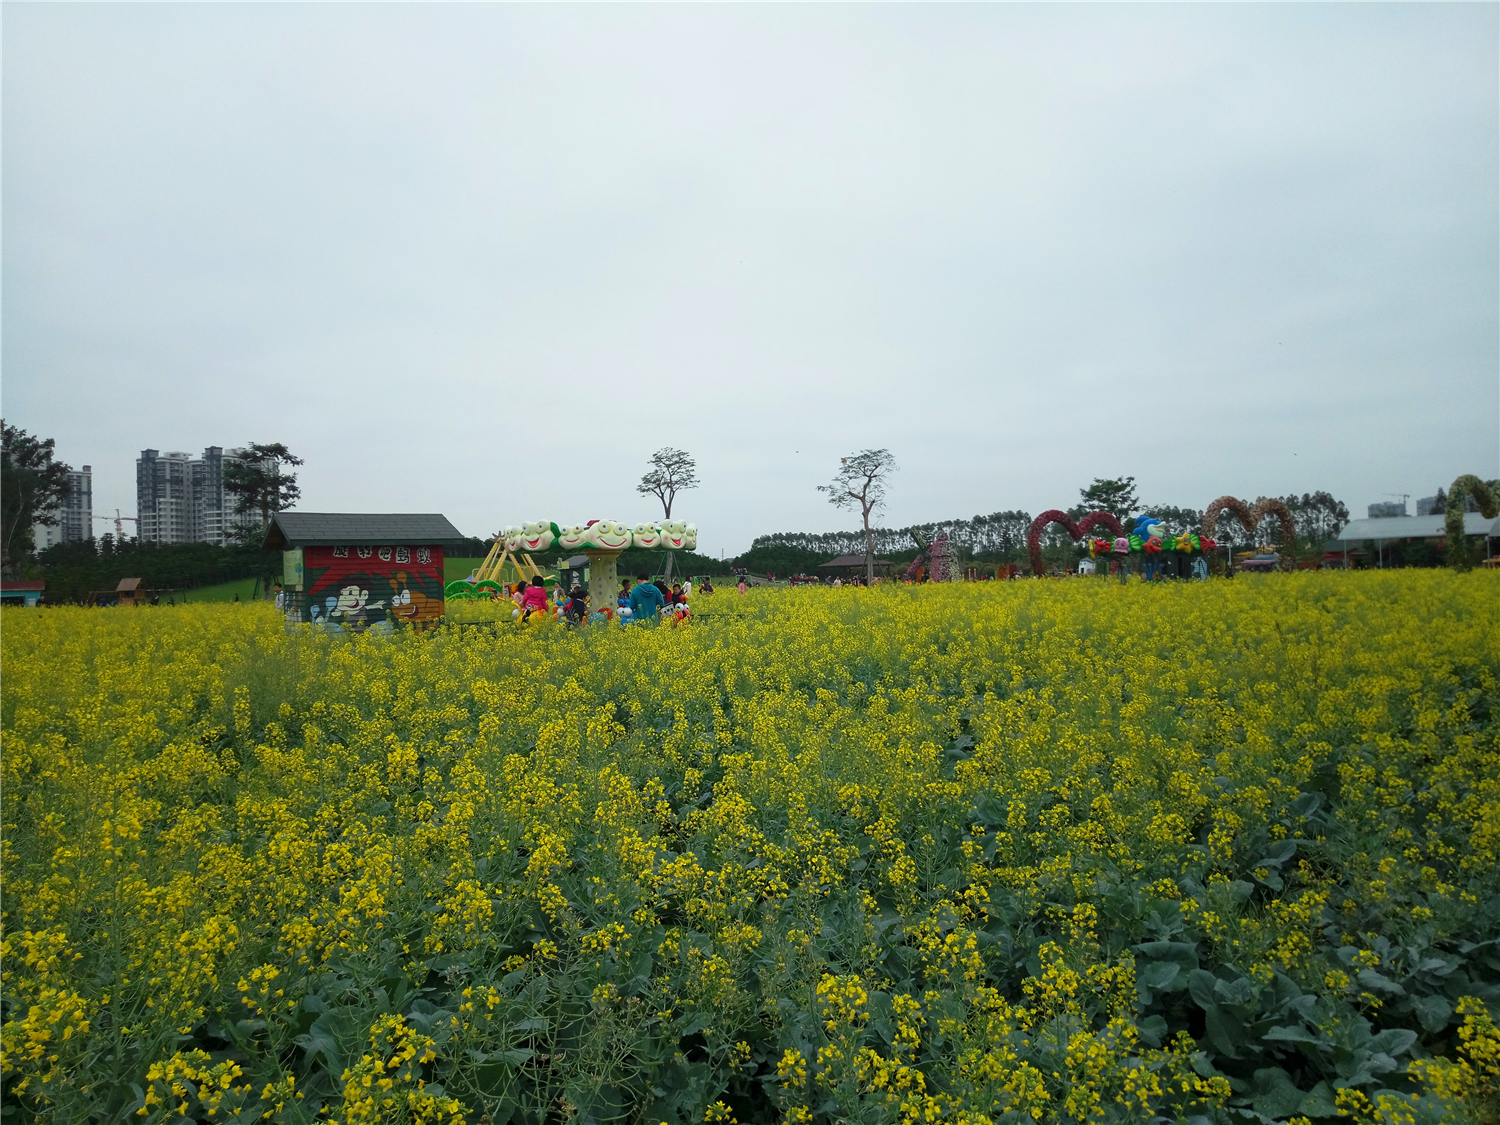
left=334, top=1014, right=464, bottom=1125
left=2, top=570, right=1497, bottom=1124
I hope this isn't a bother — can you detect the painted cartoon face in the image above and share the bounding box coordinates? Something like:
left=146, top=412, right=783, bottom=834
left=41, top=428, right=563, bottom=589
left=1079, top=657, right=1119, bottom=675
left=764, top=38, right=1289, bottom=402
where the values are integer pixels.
left=659, top=520, right=687, bottom=549
left=334, top=585, right=369, bottom=616
left=682, top=523, right=697, bottom=551
left=590, top=520, right=632, bottom=550
left=1114, top=537, right=1130, bottom=554
left=503, top=525, right=523, bottom=552
left=520, top=520, right=556, bottom=553
left=631, top=523, right=661, bottom=549
left=557, top=524, right=587, bottom=550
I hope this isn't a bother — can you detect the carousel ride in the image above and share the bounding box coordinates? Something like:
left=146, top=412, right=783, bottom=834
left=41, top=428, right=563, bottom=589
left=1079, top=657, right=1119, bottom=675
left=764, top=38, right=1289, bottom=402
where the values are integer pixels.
left=445, top=519, right=698, bottom=621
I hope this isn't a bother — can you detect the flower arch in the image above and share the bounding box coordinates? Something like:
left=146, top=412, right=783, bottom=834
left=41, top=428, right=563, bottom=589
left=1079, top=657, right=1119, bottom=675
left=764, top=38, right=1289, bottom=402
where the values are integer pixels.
left=1445, top=475, right=1499, bottom=570
left=1202, top=496, right=1296, bottom=549
left=1027, top=510, right=1125, bottom=576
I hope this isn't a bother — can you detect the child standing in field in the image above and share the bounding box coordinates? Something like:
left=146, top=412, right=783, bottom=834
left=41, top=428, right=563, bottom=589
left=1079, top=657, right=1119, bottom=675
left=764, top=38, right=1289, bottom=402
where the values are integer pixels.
left=564, top=585, right=588, bottom=625
left=737, top=577, right=748, bottom=595
left=520, top=576, right=550, bottom=621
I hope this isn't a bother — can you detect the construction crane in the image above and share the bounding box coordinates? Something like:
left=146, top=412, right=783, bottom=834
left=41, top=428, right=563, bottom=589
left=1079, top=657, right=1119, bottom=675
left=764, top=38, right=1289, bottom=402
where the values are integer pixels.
left=94, top=510, right=139, bottom=540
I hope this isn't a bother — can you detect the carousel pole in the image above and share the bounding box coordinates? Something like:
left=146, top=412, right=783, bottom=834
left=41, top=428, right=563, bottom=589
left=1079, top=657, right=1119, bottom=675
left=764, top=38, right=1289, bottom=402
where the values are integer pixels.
left=585, top=550, right=622, bottom=619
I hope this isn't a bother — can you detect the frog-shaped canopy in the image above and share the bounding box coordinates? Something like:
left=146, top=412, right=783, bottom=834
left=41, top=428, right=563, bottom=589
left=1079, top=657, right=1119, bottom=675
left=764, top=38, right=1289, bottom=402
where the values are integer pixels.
left=498, top=520, right=698, bottom=554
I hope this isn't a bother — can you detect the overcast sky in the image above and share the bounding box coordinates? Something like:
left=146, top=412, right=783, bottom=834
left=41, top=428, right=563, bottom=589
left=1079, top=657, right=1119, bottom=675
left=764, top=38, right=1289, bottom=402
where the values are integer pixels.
left=4, top=4, right=1496, bottom=556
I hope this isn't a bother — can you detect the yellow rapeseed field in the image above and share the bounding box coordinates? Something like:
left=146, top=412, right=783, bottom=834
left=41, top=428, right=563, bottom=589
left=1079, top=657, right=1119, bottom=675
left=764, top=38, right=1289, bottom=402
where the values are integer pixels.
left=3, top=573, right=1498, bottom=1125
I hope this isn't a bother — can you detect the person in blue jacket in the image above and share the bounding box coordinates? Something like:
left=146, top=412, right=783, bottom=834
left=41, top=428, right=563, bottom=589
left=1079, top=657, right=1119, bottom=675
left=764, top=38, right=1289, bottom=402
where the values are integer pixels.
left=628, top=572, right=665, bottom=622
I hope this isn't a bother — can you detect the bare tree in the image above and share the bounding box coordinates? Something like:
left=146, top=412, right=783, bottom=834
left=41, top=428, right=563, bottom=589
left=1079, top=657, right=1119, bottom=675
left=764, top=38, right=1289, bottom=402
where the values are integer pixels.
left=818, top=449, right=897, bottom=584
left=637, top=448, right=699, bottom=580
left=637, top=448, right=698, bottom=519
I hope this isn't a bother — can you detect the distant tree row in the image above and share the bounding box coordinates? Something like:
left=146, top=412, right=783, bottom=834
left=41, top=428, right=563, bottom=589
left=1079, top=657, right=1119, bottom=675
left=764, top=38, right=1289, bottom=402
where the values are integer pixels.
left=750, top=510, right=1036, bottom=560
left=751, top=476, right=1353, bottom=570
left=28, top=539, right=270, bottom=603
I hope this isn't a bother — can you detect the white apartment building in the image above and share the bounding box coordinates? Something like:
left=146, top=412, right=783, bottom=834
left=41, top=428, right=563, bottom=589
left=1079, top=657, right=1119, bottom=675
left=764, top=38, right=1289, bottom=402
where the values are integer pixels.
left=32, top=521, right=63, bottom=550
left=31, top=464, right=92, bottom=551
left=63, top=465, right=92, bottom=542
left=137, top=447, right=257, bottom=545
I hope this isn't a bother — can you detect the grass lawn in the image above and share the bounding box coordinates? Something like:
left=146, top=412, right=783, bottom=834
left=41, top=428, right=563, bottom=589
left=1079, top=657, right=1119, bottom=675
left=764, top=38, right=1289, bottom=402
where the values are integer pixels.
left=177, top=576, right=262, bottom=603
left=445, top=556, right=486, bottom=583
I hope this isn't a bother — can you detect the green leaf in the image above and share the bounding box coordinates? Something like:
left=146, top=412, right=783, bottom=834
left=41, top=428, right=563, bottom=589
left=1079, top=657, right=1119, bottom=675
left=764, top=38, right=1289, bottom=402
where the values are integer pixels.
left=1368, top=1029, right=1417, bottom=1057
left=1137, top=1014, right=1169, bottom=1048
left=1140, top=961, right=1182, bottom=991
left=1298, top=1081, right=1339, bottom=1116
left=1412, top=994, right=1452, bottom=1032
left=1249, top=1067, right=1305, bottom=1118
left=1263, top=1024, right=1321, bottom=1046
left=1256, top=839, right=1298, bottom=867
left=1132, top=939, right=1199, bottom=966
left=1356, top=969, right=1405, bottom=996
left=1205, top=1003, right=1247, bottom=1058
left=1188, top=969, right=1220, bottom=1009
left=1253, top=869, right=1284, bottom=891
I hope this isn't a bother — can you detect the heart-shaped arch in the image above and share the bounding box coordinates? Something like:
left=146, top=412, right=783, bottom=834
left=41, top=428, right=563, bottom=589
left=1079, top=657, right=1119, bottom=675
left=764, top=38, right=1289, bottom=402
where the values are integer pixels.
left=1203, top=496, right=1296, bottom=558
left=1445, top=475, right=1499, bottom=570
left=1027, top=510, right=1124, bottom=576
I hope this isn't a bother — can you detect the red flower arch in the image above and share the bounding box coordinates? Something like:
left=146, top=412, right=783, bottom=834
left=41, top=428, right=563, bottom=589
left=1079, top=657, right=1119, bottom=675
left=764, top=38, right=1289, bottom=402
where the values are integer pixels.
left=1027, top=510, right=1124, bottom=576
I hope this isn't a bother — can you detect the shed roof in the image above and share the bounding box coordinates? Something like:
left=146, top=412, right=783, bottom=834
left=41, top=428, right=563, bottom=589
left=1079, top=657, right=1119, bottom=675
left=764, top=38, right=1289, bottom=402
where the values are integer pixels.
left=1331, top=513, right=1500, bottom=544
left=116, top=577, right=145, bottom=592
left=262, top=512, right=468, bottom=550
left=818, top=554, right=894, bottom=569
left=0, top=580, right=45, bottom=592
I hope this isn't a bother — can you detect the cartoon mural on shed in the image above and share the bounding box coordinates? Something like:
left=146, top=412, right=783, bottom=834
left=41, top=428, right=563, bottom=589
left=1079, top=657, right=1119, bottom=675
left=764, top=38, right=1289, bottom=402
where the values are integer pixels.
left=263, top=512, right=466, bottom=631
left=299, top=546, right=445, bottom=629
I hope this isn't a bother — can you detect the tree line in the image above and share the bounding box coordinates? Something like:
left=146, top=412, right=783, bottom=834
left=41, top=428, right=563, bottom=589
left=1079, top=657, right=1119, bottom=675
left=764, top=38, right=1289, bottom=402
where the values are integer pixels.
left=747, top=476, right=1355, bottom=572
